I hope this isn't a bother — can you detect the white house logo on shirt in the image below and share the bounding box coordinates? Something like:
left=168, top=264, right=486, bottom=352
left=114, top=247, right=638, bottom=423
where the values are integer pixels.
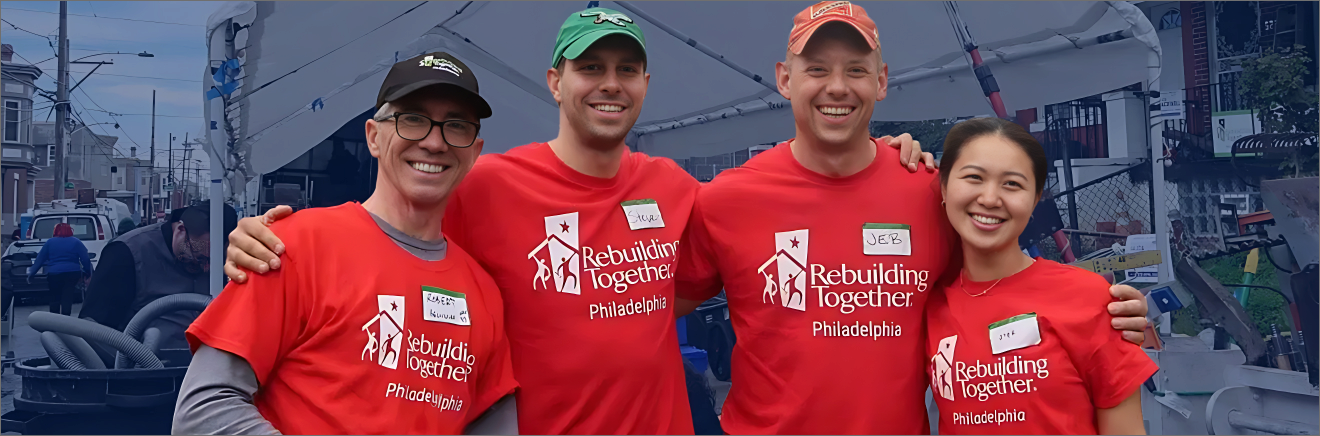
left=929, top=332, right=1052, bottom=404
left=528, top=212, right=581, bottom=295
left=362, top=295, right=406, bottom=369
left=931, top=334, right=958, bottom=401
left=758, top=229, right=809, bottom=311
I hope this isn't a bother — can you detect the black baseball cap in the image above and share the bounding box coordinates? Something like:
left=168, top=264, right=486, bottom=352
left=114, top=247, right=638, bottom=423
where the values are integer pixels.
left=376, top=52, right=493, bottom=119
left=173, top=202, right=238, bottom=246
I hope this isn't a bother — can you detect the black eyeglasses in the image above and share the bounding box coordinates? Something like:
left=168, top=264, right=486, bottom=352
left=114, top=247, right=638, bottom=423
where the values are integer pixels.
left=381, top=112, right=481, bottom=148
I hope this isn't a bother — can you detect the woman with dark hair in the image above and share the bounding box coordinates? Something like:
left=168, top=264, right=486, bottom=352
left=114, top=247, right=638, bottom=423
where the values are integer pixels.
left=925, top=118, right=1156, bottom=434
left=28, top=223, right=93, bottom=315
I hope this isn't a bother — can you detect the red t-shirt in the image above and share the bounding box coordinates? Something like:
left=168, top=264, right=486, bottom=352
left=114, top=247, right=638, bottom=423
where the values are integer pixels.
left=444, top=143, right=697, bottom=435
left=187, top=203, right=517, bottom=435
left=677, top=139, right=958, bottom=434
left=925, top=258, right=1159, bottom=434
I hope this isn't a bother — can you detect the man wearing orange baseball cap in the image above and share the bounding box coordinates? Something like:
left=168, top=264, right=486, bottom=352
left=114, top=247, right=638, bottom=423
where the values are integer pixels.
left=675, top=1, right=1152, bottom=434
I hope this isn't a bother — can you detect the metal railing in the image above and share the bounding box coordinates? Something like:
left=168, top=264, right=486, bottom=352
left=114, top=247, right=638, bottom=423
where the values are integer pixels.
left=1042, top=97, right=1110, bottom=164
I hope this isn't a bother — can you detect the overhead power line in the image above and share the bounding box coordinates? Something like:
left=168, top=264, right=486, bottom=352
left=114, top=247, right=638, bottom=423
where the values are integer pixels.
left=0, top=7, right=203, bottom=27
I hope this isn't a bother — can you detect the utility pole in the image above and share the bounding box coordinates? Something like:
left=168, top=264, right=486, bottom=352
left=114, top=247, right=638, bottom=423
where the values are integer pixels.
left=181, top=132, right=189, bottom=205
left=53, top=1, right=69, bottom=200
left=148, top=90, right=155, bottom=222
left=167, top=133, right=175, bottom=210
left=130, top=146, right=140, bottom=221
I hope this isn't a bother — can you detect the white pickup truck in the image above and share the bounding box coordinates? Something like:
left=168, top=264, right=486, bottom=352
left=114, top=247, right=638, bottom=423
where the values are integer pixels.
left=3, top=199, right=130, bottom=301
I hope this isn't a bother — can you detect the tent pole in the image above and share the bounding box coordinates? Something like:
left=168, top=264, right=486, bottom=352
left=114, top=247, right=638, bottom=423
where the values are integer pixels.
left=945, top=0, right=1076, bottom=262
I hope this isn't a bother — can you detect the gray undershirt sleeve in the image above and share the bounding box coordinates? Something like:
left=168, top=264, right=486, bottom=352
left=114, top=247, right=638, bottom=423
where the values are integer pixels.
left=172, top=345, right=281, bottom=435
left=464, top=395, right=519, bottom=435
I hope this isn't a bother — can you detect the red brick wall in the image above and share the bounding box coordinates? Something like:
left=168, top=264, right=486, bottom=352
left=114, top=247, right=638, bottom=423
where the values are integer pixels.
left=34, top=179, right=92, bottom=204
left=1183, top=1, right=1211, bottom=135
left=1014, top=108, right=1038, bottom=131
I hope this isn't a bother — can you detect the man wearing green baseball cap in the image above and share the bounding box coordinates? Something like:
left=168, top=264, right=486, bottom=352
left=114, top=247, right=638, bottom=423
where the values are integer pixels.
left=223, top=6, right=934, bottom=434
left=552, top=8, right=647, bottom=68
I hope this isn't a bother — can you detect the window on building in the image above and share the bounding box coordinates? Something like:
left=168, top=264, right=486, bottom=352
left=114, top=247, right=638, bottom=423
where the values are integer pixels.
left=47, top=145, right=55, bottom=164
left=4, top=100, right=19, bottom=142
left=1265, top=5, right=1298, bottom=52
left=1160, top=9, right=1182, bottom=30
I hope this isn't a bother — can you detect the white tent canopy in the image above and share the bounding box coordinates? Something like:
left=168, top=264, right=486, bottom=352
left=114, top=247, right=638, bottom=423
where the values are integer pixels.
left=204, top=0, right=1160, bottom=177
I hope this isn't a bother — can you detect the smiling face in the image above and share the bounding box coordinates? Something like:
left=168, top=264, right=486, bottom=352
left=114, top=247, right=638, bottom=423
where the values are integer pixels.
left=941, top=134, right=1042, bottom=256
left=548, top=34, right=649, bottom=150
left=364, top=86, right=484, bottom=208
left=777, top=22, right=887, bottom=148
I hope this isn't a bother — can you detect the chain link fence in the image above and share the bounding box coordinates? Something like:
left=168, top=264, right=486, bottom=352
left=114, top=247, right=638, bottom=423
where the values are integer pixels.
left=1034, top=161, right=1157, bottom=263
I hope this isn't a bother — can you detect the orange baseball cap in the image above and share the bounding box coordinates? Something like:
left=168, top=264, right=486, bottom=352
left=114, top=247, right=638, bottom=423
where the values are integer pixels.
left=788, top=1, right=880, bottom=55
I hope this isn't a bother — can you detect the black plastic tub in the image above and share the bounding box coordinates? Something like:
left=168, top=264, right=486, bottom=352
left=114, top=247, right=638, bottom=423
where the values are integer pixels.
left=0, top=349, right=192, bottom=435
left=685, top=294, right=735, bottom=382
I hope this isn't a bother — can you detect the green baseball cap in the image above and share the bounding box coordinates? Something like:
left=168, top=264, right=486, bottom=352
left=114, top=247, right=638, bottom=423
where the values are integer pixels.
left=551, top=7, right=647, bottom=68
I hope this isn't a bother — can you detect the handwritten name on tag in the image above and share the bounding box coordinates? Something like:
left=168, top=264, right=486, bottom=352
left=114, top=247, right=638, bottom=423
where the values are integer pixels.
left=988, top=313, right=1041, bottom=355
left=621, top=199, right=665, bottom=230
left=423, top=286, right=470, bottom=326
left=862, top=223, right=912, bottom=256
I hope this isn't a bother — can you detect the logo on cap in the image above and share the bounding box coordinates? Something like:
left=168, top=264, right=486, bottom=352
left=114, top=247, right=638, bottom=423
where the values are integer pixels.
left=811, top=1, right=854, bottom=19
left=581, top=11, right=634, bottom=27
left=419, top=55, right=463, bottom=77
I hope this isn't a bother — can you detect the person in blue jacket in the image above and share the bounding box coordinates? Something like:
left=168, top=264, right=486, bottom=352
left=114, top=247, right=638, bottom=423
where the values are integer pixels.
left=28, top=223, right=93, bottom=315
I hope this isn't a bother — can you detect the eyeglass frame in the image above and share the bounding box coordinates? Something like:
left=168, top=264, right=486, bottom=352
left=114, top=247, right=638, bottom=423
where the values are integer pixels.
left=377, top=112, right=482, bottom=148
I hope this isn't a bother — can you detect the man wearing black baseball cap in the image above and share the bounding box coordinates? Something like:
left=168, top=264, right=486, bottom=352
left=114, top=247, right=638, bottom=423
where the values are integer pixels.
left=174, top=52, right=518, bottom=435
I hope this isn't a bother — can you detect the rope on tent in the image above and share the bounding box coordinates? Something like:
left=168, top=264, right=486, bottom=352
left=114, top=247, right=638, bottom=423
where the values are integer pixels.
left=614, top=1, right=778, bottom=93
left=229, top=1, right=431, bottom=107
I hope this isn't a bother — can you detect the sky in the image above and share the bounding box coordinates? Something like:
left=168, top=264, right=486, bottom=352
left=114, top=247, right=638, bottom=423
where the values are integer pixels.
left=1, top=1, right=222, bottom=180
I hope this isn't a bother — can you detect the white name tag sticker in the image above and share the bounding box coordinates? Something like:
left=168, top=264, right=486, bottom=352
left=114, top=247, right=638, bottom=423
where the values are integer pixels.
left=989, top=313, right=1041, bottom=355
left=621, top=199, right=665, bottom=230
left=423, top=286, right=470, bottom=326
left=862, top=223, right=912, bottom=256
